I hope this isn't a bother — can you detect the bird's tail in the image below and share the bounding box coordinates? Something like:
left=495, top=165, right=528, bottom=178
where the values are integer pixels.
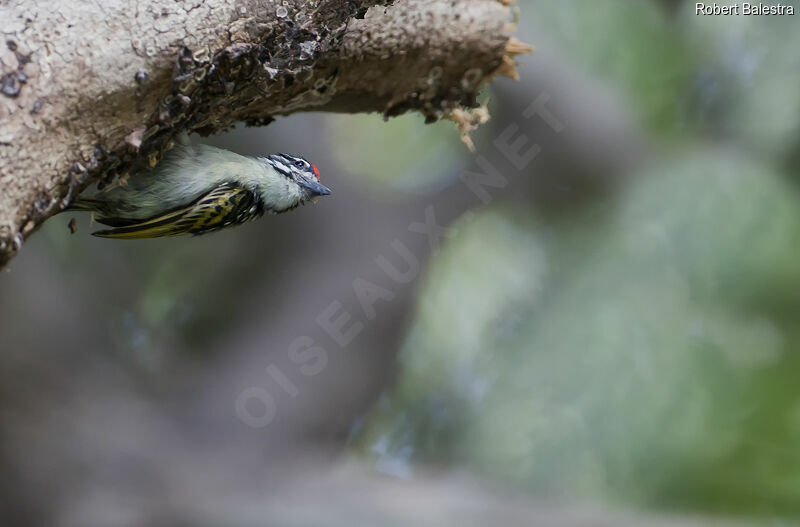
left=64, top=197, right=103, bottom=213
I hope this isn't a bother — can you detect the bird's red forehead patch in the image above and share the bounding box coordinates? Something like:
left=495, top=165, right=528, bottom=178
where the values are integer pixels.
left=312, top=164, right=320, bottom=181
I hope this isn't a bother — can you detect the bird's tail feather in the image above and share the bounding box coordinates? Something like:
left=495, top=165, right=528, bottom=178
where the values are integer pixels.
left=65, top=197, right=103, bottom=212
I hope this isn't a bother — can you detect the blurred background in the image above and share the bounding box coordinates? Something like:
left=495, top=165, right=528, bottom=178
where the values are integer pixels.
left=2, top=0, right=800, bottom=525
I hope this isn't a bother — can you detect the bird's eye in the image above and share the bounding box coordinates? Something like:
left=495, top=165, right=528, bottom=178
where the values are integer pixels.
left=294, top=160, right=305, bottom=168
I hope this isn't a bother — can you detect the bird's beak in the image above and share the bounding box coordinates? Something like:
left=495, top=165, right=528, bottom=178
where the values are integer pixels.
left=300, top=179, right=332, bottom=196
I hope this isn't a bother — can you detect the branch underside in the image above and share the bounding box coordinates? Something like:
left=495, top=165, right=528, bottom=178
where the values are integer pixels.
left=0, top=0, right=527, bottom=267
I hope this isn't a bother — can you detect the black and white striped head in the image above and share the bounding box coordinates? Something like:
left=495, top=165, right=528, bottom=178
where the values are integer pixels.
left=263, top=153, right=331, bottom=200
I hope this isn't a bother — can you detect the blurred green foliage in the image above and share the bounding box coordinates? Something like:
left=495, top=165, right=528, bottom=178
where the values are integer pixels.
left=526, top=0, right=695, bottom=134
left=682, top=3, right=800, bottom=160
left=356, top=0, right=800, bottom=518
left=326, top=113, right=466, bottom=193
left=525, top=0, right=800, bottom=154
left=360, top=152, right=800, bottom=516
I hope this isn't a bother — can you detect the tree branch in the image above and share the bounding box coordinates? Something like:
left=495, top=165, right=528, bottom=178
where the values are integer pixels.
left=0, top=0, right=528, bottom=267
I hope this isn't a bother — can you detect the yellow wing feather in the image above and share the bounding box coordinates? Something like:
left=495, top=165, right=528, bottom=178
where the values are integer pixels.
left=92, top=184, right=253, bottom=239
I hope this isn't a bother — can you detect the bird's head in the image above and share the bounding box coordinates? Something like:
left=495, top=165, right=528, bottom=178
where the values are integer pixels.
left=261, top=154, right=331, bottom=207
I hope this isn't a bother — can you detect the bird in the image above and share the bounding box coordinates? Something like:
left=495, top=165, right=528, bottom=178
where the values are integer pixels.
left=66, top=139, right=331, bottom=239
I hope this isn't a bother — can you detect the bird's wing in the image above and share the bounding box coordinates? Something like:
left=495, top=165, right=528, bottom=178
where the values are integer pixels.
left=92, top=183, right=257, bottom=239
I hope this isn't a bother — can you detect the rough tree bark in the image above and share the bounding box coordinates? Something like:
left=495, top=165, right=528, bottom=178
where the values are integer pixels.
left=0, top=0, right=528, bottom=268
